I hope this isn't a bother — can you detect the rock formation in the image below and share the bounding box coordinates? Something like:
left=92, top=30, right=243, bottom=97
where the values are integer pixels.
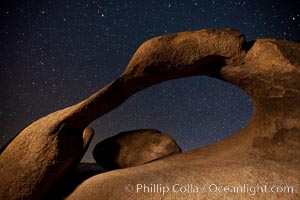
left=0, top=28, right=299, bottom=199
left=67, top=30, right=300, bottom=199
left=93, top=129, right=182, bottom=170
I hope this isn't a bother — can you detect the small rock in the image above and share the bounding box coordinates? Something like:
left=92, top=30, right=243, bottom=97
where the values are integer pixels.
left=93, top=129, right=182, bottom=170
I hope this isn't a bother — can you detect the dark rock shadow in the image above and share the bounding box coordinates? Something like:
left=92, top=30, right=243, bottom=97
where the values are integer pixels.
left=44, top=162, right=106, bottom=200
left=93, top=140, right=121, bottom=170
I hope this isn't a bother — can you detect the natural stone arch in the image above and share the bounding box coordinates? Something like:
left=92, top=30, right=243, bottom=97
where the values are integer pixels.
left=0, top=29, right=299, bottom=199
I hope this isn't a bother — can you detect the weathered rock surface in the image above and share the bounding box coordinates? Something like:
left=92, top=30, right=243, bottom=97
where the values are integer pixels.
left=93, top=129, right=182, bottom=170
left=0, top=127, right=94, bottom=200
left=1, top=28, right=299, bottom=199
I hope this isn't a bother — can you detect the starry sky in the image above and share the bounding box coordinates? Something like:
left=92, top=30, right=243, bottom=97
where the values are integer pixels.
left=0, top=0, right=299, bottom=162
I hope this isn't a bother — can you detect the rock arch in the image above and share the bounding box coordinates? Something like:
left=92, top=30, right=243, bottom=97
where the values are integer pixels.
left=0, top=29, right=299, bottom=199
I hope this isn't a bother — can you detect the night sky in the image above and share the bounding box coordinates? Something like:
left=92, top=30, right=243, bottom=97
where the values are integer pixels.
left=0, top=0, right=299, bottom=162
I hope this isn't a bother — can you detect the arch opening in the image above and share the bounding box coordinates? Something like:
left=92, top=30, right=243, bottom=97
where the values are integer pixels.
left=84, top=76, right=253, bottom=162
